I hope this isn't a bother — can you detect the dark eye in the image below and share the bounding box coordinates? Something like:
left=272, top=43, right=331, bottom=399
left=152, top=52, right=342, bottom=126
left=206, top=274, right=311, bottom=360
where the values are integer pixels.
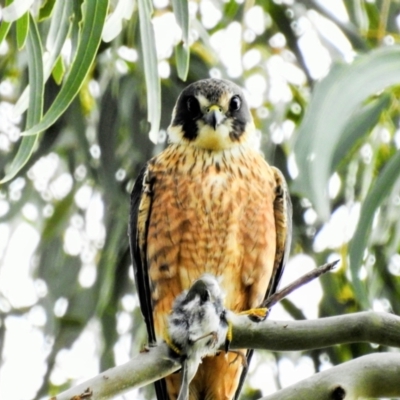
left=187, top=96, right=200, bottom=114
left=229, top=95, right=241, bottom=112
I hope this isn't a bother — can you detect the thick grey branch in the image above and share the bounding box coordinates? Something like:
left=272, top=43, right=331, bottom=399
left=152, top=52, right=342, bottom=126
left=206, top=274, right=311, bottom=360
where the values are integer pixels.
left=49, top=311, right=400, bottom=400
left=50, top=344, right=180, bottom=400
left=260, top=353, right=400, bottom=399
left=231, top=311, right=400, bottom=351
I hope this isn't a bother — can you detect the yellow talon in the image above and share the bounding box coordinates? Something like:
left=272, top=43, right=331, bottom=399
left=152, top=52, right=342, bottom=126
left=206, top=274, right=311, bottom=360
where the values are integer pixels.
left=164, top=329, right=181, bottom=355
left=226, top=320, right=233, bottom=342
left=224, top=320, right=233, bottom=353
left=239, top=307, right=269, bottom=319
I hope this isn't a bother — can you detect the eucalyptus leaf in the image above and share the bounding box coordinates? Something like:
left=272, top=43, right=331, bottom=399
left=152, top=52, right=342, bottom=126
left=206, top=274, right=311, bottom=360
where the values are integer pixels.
left=20, top=0, right=109, bottom=137
left=175, top=42, right=190, bottom=81
left=138, top=0, right=161, bottom=144
left=293, top=47, right=400, bottom=220
left=332, top=94, right=391, bottom=168
left=16, top=11, right=29, bottom=50
left=52, top=55, right=65, bottom=84
left=172, top=0, right=189, bottom=81
left=0, top=14, right=43, bottom=184
left=13, top=0, right=73, bottom=116
left=2, top=0, right=34, bottom=22
left=102, top=0, right=134, bottom=43
left=349, top=150, right=400, bottom=308
left=0, top=0, right=13, bottom=45
left=38, top=0, right=57, bottom=21
left=171, top=0, right=189, bottom=43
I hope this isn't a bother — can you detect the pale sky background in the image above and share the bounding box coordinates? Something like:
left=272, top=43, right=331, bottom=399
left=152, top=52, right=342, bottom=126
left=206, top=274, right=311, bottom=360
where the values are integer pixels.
left=0, top=1, right=379, bottom=399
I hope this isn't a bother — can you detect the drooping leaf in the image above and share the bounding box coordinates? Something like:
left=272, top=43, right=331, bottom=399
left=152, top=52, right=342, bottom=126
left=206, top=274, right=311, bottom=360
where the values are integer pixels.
left=102, top=0, right=134, bottom=43
left=174, top=41, right=190, bottom=81
left=138, top=0, right=161, bottom=144
left=0, top=0, right=13, bottom=45
left=172, top=0, right=189, bottom=43
left=171, top=0, right=189, bottom=81
left=304, top=0, right=368, bottom=51
left=42, top=191, right=75, bottom=240
left=332, top=94, right=391, bottom=168
left=293, top=46, right=400, bottom=220
left=52, top=55, right=66, bottom=84
left=16, top=11, right=29, bottom=50
left=1, top=14, right=43, bottom=184
left=2, top=0, right=34, bottom=22
left=14, top=0, right=73, bottom=116
left=38, top=0, right=57, bottom=21
left=20, top=0, right=109, bottom=137
left=349, top=150, right=400, bottom=308
left=95, top=214, right=129, bottom=316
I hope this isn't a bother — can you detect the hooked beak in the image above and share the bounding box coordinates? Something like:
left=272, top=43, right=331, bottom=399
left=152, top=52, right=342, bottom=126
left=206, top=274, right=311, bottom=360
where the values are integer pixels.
left=204, top=105, right=225, bottom=130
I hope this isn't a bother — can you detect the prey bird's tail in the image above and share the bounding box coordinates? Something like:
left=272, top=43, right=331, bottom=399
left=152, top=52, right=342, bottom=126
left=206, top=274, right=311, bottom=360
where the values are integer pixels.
left=177, top=360, right=190, bottom=400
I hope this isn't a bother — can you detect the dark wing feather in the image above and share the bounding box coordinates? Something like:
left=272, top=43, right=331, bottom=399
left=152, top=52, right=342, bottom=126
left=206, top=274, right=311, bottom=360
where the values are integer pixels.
left=234, top=167, right=292, bottom=400
left=266, top=167, right=292, bottom=297
left=129, top=164, right=168, bottom=400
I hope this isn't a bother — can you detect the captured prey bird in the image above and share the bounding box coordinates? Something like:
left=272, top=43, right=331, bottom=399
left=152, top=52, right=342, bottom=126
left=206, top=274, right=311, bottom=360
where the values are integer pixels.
left=166, top=274, right=230, bottom=400
left=129, top=78, right=292, bottom=400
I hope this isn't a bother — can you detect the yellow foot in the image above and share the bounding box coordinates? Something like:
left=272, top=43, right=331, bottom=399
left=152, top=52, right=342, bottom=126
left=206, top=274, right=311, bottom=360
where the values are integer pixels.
left=239, top=307, right=269, bottom=320
left=225, top=321, right=233, bottom=352
left=228, top=350, right=248, bottom=368
left=164, top=329, right=182, bottom=356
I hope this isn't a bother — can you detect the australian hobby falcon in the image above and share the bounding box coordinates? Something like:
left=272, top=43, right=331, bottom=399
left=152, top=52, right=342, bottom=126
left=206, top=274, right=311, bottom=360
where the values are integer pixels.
left=129, top=78, right=292, bottom=400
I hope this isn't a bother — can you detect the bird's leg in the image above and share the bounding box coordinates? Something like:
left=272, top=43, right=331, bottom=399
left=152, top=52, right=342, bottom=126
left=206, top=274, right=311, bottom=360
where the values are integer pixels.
left=224, top=321, right=247, bottom=367
left=238, top=307, right=269, bottom=321
left=193, top=331, right=218, bottom=347
left=227, top=350, right=248, bottom=368
left=164, top=329, right=182, bottom=356
left=225, top=320, right=233, bottom=352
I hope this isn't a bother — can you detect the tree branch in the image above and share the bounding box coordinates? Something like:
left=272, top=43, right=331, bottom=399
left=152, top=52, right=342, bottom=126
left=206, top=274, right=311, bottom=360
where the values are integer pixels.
left=50, top=344, right=180, bottom=400
left=49, top=311, right=400, bottom=400
left=262, top=260, right=338, bottom=309
left=230, top=310, right=400, bottom=351
left=260, top=353, right=400, bottom=399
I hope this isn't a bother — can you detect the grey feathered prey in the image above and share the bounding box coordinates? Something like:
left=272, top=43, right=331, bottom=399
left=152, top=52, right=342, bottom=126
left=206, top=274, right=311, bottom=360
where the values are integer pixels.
left=166, top=274, right=230, bottom=400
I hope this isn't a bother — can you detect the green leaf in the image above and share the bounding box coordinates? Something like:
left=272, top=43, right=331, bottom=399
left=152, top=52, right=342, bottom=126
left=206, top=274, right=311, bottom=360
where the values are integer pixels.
left=38, top=0, right=57, bottom=21
left=96, top=216, right=128, bottom=315
left=171, top=0, right=189, bottom=43
left=16, top=11, right=29, bottom=50
left=349, top=151, right=400, bottom=308
left=304, top=0, right=368, bottom=51
left=332, top=94, right=391, bottom=168
left=102, top=0, right=134, bottom=43
left=174, top=41, right=190, bottom=81
left=171, top=0, right=191, bottom=80
left=2, top=0, right=34, bottom=22
left=14, top=0, right=73, bottom=116
left=0, top=21, right=11, bottom=46
left=20, top=0, right=109, bottom=137
left=0, top=0, right=13, bottom=45
left=293, top=46, right=400, bottom=220
left=0, top=14, right=43, bottom=184
left=52, top=55, right=65, bottom=84
left=138, top=0, right=161, bottom=144
left=42, top=191, right=75, bottom=240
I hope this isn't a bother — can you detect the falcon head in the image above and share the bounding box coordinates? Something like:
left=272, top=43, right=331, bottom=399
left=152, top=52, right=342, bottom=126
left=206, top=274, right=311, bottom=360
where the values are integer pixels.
left=168, top=79, right=256, bottom=150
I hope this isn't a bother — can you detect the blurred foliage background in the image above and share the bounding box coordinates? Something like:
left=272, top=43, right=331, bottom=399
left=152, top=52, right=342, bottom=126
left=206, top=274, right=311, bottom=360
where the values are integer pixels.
left=1, top=0, right=400, bottom=399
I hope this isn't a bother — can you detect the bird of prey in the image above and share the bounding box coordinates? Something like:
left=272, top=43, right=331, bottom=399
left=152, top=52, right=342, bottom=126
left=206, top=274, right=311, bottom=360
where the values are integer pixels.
left=129, top=78, right=292, bottom=400
left=166, top=274, right=229, bottom=400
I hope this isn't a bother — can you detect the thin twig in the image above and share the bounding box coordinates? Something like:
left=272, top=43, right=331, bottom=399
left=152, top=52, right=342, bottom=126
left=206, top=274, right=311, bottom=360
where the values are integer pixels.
left=262, top=260, right=339, bottom=309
